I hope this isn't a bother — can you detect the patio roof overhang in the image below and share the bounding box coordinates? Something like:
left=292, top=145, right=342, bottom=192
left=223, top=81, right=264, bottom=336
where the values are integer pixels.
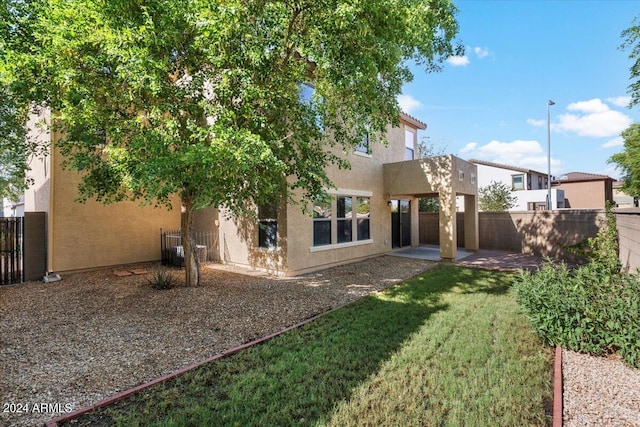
left=383, top=155, right=479, bottom=260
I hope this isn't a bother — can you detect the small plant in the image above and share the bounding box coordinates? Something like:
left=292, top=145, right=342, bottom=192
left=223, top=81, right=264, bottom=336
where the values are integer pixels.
left=147, top=268, right=175, bottom=290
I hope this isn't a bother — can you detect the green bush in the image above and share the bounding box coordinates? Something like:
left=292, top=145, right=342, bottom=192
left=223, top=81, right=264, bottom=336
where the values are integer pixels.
left=514, top=205, right=640, bottom=368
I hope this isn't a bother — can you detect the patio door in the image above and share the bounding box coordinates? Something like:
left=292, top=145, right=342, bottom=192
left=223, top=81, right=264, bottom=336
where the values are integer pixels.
left=391, top=200, right=411, bottom=248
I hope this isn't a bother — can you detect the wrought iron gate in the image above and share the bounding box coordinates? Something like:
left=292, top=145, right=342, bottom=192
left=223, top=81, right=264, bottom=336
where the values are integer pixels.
left=0, top=217, right=23, bottom=285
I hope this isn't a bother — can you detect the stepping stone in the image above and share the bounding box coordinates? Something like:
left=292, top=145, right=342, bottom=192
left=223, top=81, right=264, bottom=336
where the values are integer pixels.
left=114, top=271, right=133, bottom=277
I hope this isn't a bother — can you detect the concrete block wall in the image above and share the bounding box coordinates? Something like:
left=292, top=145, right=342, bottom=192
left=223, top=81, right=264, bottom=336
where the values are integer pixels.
left=615, top=208, right=640, bottom=273
left=420, top=210, right=604, bottom=261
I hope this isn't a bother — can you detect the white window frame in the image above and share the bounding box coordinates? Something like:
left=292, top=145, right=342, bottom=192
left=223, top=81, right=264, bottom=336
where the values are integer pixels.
left=310, top=190, right=373, bottom=252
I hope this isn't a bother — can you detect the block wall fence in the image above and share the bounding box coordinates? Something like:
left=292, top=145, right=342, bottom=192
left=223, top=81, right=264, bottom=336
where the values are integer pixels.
left=419, top=209, right=640, bottom=272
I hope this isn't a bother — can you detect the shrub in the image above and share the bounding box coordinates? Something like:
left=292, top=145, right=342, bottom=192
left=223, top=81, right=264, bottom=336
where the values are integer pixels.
left=147, top=268, right=175, bottom=290
left=514, top=205, right=640, bottom=368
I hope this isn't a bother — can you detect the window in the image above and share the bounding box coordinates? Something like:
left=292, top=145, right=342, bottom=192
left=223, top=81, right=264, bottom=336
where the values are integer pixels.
left=356, top=197, right=370, bottom=240
left=512, top=174, right=524, bottom=191
left=471, top=173, right=476, bottom=184
left=458, top=170, right=465, bottom=181
left=404, top=129, right=414, bottom=160
left=313, top=199, right=332, bottom=246
left=355, top=133, right=369, bottom=154
left=312, top=194, right=373, bottom=248
left=336, top=197, right=352, bottom=243
left=258, top=203, right=278, bottom=248
left=538, top=176, right=543, bottom=189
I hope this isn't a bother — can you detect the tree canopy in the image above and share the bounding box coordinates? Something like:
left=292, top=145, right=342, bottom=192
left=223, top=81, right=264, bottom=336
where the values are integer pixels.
left=611, top=17, right=640, bottom=197
left=609, top=123, right=640, bottom=198
left=478, top=181, right=517, bottom=212
left=621, top=16, right=640, bottom=109
left=1, top=0, right=462, bottom=284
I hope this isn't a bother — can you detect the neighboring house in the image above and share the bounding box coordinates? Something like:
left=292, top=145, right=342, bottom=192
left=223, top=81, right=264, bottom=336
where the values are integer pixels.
left=2, top=197, right=24, bottom=217
left=552, top=172, right=615, bottom=209
left=465, top=159, right=564, bottom=211
left=24, top=110, right=479, bottom=276
left=612, top=181, right=637, bottom=208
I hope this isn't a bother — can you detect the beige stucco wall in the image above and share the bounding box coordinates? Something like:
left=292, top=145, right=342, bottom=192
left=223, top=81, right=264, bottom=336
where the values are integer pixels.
left=24, top=109, right=52, bottom=213
left=556, top=181, right=613, bottom=209
left=25, top=135, right=181, bottom=273
left=214, top=118, right=425, bottom=275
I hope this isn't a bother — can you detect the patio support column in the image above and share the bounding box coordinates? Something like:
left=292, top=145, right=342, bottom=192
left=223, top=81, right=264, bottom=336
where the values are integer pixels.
left=439, top=189, right=457, bottom=261
left=464, top=194, right=479, bottom=251
left=410, top=197, right=420, bottom=247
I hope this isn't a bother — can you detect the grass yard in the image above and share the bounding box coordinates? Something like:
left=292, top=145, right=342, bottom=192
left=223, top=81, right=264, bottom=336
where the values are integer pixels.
left=67, top=265, right=553, bottom=427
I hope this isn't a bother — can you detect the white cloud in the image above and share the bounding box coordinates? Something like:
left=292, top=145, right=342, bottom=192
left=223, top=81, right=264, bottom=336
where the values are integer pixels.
left=567, top=98, right=610, bottom=113
left=446, top=55, right=470, bottom=66
left=397, top=94, right=422, bottom=114
left=528, top=98, right=633, bottom=138
left=526, top=118, right=545, bottom=127
left=473, top=46, right=489, bottom=58
left=607, top=96, right=631, bottom=108
left=555, top=108, right=632, bottom=138
left=459, top=139, right=562, bottom=173
left=602, top=137, right=624, bottom=148
left=459, top=142, right=477, bottom=153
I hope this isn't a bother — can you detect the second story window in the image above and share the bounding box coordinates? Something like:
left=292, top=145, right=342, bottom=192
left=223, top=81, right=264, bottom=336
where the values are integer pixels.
left=404, top=129, right=415, bottom=160
left=355, top=133, right=369, bottom=154
left=512, top=174, right=524, bottom=191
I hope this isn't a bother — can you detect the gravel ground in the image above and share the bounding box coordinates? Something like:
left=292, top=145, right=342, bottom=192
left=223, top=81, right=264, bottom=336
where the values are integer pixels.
left=563, top=349, right=640, bottom=426
left=1, top=256, right=435, bottom=427
left=2, top=253, right=639, bottom=427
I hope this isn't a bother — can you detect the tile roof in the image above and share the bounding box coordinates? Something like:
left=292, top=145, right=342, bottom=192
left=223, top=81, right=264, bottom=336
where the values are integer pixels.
left=554, top=172, right=615, bottom=182
left=400, top=111, right=427, bottom=130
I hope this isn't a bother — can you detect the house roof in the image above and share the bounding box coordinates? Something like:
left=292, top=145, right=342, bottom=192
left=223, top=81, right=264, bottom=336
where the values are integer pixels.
left=400, top=111, right=427, bottom=130
left=554, top=172, right=615, bottom=183
left=468, top=159, right=547, bottom=176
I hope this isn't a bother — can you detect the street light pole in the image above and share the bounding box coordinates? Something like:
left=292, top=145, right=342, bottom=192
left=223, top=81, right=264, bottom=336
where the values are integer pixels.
left=547, top=99, right=555, bottom=210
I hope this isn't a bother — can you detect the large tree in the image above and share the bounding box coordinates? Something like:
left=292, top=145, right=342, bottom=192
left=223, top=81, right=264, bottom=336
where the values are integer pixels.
left=1, top=0, right=461, bottom=285
left=611, top=18, right=640, bottom=197
left=621, top=16, right=640, bottom=109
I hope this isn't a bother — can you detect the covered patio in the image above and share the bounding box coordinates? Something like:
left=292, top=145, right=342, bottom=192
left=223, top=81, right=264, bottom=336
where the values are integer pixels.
left=383, top=154, right=479, bottom=261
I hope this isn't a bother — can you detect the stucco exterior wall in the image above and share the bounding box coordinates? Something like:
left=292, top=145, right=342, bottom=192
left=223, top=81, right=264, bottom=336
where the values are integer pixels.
left=33, top=145, right=181, bottom=273
left=556, top=180, right=613, bottom=209
left=214, top=118, right=429, bottom=275
left=615, top=208, right=640, bottom=273
left=24, top=109, right=52, bottom=213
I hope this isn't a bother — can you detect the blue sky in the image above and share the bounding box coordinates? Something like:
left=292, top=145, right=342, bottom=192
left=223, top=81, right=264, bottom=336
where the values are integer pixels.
left=399, top=0, right=640, bottom=180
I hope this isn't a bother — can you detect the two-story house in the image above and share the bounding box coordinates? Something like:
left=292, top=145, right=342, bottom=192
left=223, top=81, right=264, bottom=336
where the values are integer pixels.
left=467, top=159, right=565, bottom=211
left=24, top=111, right=479, bottom=277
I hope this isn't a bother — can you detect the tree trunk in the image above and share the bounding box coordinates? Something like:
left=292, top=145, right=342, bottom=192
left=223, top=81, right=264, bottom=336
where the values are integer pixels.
left=181, top=189, right=200, bottom=287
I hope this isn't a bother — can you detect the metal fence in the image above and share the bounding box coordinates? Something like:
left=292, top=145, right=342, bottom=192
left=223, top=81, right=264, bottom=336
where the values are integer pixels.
left=160, top=228, right=216, bottom=267
left=0, top=217, right=23, bottom=285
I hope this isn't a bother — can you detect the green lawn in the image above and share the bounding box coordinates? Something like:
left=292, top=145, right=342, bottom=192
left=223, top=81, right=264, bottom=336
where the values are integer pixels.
left=68, top=265, right=553, bottom=427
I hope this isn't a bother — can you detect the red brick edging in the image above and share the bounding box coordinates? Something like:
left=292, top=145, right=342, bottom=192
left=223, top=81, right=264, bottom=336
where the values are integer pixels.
left=46, top=308, right=565, bottom=426
left=553, top=345, right=563, bottom=427
left=45, top=303, right=349, bottom=427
